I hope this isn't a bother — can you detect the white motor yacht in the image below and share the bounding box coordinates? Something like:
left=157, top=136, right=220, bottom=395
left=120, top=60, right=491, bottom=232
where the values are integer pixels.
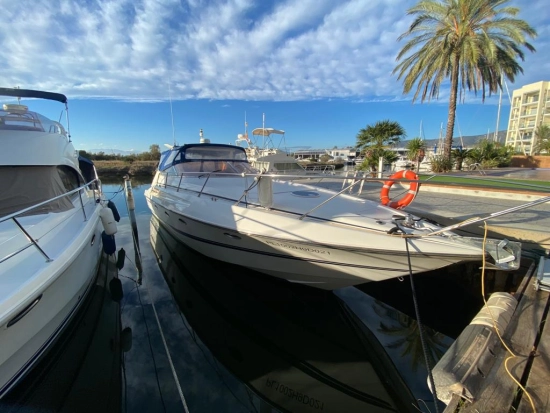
left=145, top=134, right=521, bottom=290
left=394, top=156, right=412, bottom=170
left=0, top=87, right=108, bottom=397
left=236, top=122, right=310, bottom=175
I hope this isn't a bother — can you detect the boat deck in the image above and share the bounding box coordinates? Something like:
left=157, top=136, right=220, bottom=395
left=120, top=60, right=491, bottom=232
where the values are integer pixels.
left=304, top=174, right=550, bottom=251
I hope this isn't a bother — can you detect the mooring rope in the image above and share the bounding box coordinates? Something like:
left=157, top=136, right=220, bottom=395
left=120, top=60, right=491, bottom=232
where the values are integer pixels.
left=405, top=238, right=440, bottom=413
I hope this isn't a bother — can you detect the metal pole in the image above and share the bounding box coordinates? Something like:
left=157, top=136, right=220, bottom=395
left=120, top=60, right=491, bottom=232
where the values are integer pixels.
left=494, top=87, right=502, bottom=142
left=124, top=176, right=143, bottom=283
left=12, top=217, right=52, bottom=262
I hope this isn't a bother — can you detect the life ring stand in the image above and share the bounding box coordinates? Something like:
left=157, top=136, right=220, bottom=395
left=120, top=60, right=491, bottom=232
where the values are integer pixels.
left=380, top=170, right=420, bottom=209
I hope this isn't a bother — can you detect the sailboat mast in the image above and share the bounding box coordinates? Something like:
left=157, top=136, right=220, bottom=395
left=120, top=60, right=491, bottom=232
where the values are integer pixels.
left=262, top=113, right=266, bottom=148
left=494, top=87, right=502, bottom=142
left=168, top=83, right=176, bottom=146
left=438, top=123, right=443, bottom=154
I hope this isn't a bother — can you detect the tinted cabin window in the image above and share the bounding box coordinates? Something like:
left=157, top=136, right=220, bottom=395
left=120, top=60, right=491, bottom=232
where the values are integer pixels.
left=57, top=166, right=80, bottom=192
left=0, top=166, right=74, bottom=217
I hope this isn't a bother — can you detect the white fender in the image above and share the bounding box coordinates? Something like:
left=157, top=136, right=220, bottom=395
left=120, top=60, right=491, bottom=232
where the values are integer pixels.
left=100, top=207, right=118, bottom=235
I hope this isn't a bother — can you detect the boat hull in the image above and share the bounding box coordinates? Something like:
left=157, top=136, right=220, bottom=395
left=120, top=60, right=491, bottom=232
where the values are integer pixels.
left=0, top=211, right=103, bottom=397
left=146, top=191, right=482, bottom=290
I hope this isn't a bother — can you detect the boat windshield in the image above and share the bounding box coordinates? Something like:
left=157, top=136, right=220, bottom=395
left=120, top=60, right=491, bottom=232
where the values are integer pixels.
left=174, top=159, right=258, bottom=174
left=159, top=144, right=254, bottom=174
left=184, top=145, right=248, bottom=161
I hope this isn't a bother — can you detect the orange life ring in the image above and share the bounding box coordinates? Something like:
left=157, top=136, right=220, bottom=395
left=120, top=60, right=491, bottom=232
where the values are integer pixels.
left=380, top=170, right=420, bottom=209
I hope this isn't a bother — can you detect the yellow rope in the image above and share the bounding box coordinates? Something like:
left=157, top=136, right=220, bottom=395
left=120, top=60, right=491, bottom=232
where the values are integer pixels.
left=481, top=221, right=536, bottom=413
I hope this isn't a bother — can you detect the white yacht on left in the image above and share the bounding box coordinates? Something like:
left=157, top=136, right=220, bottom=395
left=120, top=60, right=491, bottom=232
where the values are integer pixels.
left=0, top=87, right=108, bottom=397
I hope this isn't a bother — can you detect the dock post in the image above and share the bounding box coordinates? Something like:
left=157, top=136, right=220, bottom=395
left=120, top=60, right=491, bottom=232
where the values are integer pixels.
left=124, top=176, right=143, bottom=284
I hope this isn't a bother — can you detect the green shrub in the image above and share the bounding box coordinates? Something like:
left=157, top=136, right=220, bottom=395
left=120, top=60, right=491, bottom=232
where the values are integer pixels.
left=430, top=155, right=454, bottom=172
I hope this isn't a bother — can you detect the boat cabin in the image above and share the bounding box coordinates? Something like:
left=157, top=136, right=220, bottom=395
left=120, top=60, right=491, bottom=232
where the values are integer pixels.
left=158, top=143, right=258, bottom=175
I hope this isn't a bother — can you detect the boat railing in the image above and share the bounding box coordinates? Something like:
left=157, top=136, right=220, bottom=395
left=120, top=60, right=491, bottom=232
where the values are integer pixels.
left=0, top=179, right=101, bottom=264
left=467, top=162, right=487, bottom=175
left=156, top=170, right=390, bottom=207
left=155, top=169, right=550, bottom=225
left=304, top=164, right=336, bottom=175
left=158, top=170, right=255, bottom=200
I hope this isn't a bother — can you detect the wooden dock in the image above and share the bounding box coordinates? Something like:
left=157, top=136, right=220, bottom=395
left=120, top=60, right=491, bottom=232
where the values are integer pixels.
left=442, top=258, right=550, bottom=413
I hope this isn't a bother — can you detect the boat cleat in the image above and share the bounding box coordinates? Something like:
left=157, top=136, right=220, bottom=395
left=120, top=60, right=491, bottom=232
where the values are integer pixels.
left=391, top=213, right=420, bottom=229
left=456, top=237, right=522, bottom=271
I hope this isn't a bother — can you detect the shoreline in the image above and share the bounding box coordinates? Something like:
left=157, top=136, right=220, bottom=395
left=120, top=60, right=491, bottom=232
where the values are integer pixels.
left=94, top=160, right=157, bottom=178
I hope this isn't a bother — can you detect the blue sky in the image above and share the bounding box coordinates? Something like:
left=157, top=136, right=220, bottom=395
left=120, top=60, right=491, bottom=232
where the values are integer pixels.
left=1, top=0, right=549, bottom=153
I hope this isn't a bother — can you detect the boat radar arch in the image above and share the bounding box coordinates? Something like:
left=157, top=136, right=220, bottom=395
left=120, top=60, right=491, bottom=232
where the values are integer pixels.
left=3, top=104, right=28, bottom=113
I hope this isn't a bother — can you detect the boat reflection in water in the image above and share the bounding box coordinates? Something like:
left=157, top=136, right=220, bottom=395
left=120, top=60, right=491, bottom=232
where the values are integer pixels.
left=0, top=252, right=127, bottom=413
left=150, top=215, right=422, bottom=413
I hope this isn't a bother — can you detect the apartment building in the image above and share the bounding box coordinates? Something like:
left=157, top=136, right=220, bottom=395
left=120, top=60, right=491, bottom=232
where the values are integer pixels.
left=505, top=80, right=550, bottom=154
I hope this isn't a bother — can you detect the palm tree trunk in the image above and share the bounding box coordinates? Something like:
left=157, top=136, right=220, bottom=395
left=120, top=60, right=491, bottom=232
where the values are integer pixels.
left=444, top=54, right=460, bottom=161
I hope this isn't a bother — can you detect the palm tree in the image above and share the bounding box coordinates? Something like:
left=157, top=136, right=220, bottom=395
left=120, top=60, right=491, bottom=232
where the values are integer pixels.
left=373, top=300, right=448, bottom=372
left=356, top=120, right=406, bottom=171
left=405, top=137, right=426, bottom=171
left=532, top=124, right=550, bottom=155
left=465, top=138, right=513, bottom=168
left=393, top=0, right=537, bottom=161
left=451, top=147, right=471, bottom=170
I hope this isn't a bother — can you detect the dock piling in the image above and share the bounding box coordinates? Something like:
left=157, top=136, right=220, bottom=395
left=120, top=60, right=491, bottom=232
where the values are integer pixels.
left=124, top=176, right=143, bottom=284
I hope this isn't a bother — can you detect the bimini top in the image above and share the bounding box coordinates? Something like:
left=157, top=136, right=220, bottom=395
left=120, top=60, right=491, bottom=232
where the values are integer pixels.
left=252, top=128, right=285, bottom=136
left=0, top=87, right=67, bottom=104
left=158, top=143, right=249, bottom=171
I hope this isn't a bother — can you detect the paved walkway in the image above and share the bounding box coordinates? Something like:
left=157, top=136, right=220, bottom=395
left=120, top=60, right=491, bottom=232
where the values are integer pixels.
left=306, top=171, right=550, bottom=251
left=407, top=187, right=550, bottom=250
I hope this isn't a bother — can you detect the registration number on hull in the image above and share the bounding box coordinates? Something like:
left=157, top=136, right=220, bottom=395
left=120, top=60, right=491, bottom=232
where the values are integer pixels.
left=264, top=240, right=331, bottom=255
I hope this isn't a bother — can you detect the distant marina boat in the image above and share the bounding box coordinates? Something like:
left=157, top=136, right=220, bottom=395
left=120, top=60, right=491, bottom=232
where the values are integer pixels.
left=236, top=120, right=309, bottom=175
left=394, top=156, right=412, bottom=169
left=0, top=87, right=110, bottom=397
left=144, top=131, right=521, bottom=290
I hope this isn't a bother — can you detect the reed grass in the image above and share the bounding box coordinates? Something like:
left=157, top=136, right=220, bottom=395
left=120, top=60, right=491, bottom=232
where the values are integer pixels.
left=94, top=160, right=157, bottom=177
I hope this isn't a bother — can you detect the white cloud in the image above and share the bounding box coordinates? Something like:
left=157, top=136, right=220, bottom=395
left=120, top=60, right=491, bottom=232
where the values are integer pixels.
left=0, top=0, right=547, bottom=101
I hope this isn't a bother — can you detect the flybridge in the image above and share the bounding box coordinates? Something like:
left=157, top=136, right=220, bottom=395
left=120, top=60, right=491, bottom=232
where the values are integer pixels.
left=0, top=87, right=71, bottom=140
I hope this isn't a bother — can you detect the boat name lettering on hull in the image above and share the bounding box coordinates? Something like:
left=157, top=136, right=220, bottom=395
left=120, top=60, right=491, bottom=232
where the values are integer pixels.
left=265, top=378, right=325, bottom=410
left=265, top=240, right=330, bottom=255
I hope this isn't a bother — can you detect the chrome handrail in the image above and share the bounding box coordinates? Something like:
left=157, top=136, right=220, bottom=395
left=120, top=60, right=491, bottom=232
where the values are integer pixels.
left=159, top=170, right=251, bottom=202
left=0, top=179, right=100, bottom=263
left=154, top=171, right=550, bottom=225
